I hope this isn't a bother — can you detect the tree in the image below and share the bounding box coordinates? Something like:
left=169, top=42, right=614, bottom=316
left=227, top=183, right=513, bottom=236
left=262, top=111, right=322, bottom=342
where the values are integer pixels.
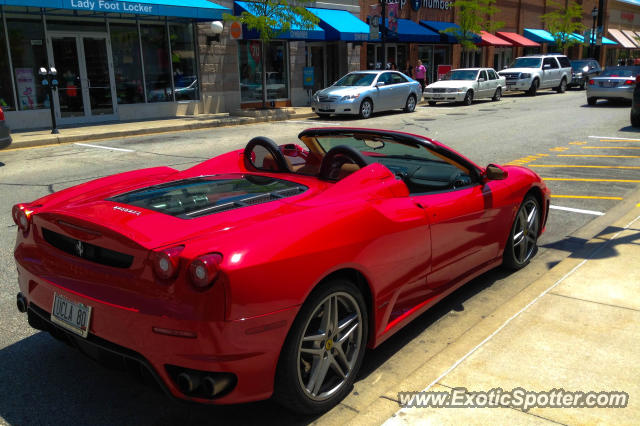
left=224, top=1, right=319, bottom=107
left=445, top=0, right=504, bottom=66
left=541, top=1, right=586, bottom=54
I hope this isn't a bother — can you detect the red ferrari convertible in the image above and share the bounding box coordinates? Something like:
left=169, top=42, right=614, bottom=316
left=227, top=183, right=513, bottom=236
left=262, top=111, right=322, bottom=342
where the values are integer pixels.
left=13, top=128, right=549, bottom=413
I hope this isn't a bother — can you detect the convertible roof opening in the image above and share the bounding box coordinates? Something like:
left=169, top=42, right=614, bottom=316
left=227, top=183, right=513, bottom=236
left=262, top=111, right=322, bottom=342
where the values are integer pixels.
left=109, top=175, right=307, bottom=219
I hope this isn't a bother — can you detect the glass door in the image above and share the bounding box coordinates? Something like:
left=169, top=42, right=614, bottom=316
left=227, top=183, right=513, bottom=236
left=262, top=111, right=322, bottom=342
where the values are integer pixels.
left=48, top=33, right=116, bottom=123
left=309, top=45, right=325, bottom=92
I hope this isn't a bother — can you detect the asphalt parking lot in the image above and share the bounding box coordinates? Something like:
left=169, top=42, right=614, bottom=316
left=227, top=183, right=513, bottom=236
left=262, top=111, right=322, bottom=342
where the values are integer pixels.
left=0, top=88, right=638, bottom=425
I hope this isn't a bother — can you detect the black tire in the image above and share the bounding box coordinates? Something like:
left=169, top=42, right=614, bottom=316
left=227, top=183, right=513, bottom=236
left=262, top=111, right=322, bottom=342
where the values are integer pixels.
left=587, top=97, right=597, bottom=106
left=273, top=279, right=368, bottom=414
left=555, top=78, right=567, bottom=93
left=404, top=94, right=417, bottom=112
left=492, top=87, right=502, bottom=101
left=428, top=101, right=437, bottom=106
left=631, top=111, right=640, bottom=128
left=359, top=99, right=373, bottom=119
left=579, top=79, right=586, bottom=90
left=462, top=90, right=473, bottom=106
left=527, top=79, right=539, bottom=96
left=503, top=195, right=540, bottom=270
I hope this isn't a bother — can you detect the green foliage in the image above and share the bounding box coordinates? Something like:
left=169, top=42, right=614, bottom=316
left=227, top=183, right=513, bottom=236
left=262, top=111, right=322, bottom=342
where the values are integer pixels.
left=541, top=1, right=586, bottom=52
left=223, top=0, right=319, bottom=42
left=446, top=0, right=504, bottom=52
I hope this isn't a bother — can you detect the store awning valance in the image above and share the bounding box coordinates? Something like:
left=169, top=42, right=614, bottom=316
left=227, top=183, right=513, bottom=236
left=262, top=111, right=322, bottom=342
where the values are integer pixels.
left=383, top=19, right=440, bottom=43
left=523, top=28, right=556, bottom=44
left=495, top=31, right=540, bottom=47
left=608, top=29, right=637, bottom=48
left=234, top=1, right=324, bottom=40
left=479, top=31, right=512, bottom=47
left=622, top=30, right=640, bottom=47
left=307, top=7, right=368, bottom=41
left=1, top=0, right=230, bottom=20
left=420, top=20, right=481, bottom=44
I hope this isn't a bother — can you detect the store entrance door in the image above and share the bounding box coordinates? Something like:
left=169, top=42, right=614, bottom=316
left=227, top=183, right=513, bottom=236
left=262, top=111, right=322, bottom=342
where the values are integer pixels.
left=47, top=33, right=117, bottom=124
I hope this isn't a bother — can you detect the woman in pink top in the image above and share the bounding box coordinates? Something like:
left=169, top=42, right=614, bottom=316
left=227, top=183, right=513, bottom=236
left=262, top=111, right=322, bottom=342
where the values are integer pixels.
left=414, top=60, right=427, bottom=93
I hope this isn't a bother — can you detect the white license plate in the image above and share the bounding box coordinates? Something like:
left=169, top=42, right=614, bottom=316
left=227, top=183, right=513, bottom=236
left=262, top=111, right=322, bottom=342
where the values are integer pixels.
left=603, top=82, right=618, bottom=88
left=51, top=293, right=92, bottom=338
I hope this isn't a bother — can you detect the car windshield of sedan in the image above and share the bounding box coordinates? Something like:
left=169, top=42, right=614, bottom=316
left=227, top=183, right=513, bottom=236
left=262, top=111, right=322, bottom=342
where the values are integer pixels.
left=571, top=61, right=589, bottom=71
left=599, top=67, right=640, bottom=77
left=109, top=176, right=307, bottom=218
left=444, top=70, right=479, bottom=81
left=510, top=58, right=541, bottom=68
left=333, top=73, right=376, bottom=87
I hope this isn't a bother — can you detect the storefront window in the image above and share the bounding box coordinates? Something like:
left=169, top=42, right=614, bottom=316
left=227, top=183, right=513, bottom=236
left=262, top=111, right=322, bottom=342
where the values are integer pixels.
left=239, top=40, right=264, bottom=102
left=0, top=18, right=15, bottom=110
left=7, top=18, right=47, bottom=110
left=110, top=23, right=144, bottom=104
left=141, top=24, right=171, bottom=102
left=170, top=23, right=198, bottom=101
left=264, top=41, right=288, bottom=100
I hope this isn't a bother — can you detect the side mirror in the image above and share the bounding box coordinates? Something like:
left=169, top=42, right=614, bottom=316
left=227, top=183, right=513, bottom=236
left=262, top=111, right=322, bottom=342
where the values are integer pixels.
left=376, top=81, right=385, bottom=87
left=484, top=164, right=508, bottom=180
left=478, top=77, right=486, bottom=82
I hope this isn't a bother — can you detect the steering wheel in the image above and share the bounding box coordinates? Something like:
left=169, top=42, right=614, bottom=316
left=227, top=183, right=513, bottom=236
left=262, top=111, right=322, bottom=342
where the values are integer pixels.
left=448, top=171, right=471, bottom=189
left=319, top=145, right=369, bottom=180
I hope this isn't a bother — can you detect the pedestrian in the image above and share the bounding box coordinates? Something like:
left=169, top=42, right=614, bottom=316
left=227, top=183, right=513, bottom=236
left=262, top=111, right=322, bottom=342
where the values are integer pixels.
left=414, top=60, right=427, bottom=93
left=404, top=60, right=413, bottom=78
left=390, top=62, right=397, bottom=70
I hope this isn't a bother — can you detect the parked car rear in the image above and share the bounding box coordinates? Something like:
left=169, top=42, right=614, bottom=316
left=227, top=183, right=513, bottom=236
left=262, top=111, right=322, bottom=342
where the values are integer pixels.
left=0, top=106, right=12, bottom=149
left=586, top=66, right=640, bottom=105
left=569, top=59, right=601, bottom=89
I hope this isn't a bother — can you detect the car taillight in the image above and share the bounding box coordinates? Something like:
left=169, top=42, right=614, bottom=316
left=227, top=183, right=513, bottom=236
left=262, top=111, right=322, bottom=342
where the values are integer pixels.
left=188, top=253, right=222, bottom=289
left=588, top=79, right=595, bottom=85
left=636, top=75, right=640, bottom=84
left=151, top=245, right=184, bottom=280
left=0, top=106, right=5, bottom=122
left=624, top=79, right=635, bottom=85
left=12, top=204, right=34, bottom=233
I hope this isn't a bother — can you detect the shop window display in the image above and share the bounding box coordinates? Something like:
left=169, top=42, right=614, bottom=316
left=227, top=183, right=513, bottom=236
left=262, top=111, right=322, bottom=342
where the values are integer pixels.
left=170, top=23, right=198, bottom=101
left=7, top=18, right=47, bottom=110
left=0, top=19, right=15, bottom=110
left=110, top=23, right=145, bottom=104
left=141, top=24, right=171, bottom=102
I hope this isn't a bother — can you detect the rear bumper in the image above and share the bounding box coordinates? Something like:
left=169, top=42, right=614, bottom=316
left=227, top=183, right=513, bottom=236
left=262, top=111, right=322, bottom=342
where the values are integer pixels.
left=16, top=263, right=298, bottom=404
left=586, top=86, right=633, bottom=100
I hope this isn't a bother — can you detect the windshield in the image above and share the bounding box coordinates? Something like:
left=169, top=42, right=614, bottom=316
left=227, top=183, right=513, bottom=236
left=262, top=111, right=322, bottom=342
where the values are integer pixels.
left=599, top=67, right=640, bottom=77
left=334, top=73, right=376, bottom=87
left=571, top=61, right=589, bottom=70
left=510, top=58, right=542, bottom=68
left=444, top=70, right=479, bottom=81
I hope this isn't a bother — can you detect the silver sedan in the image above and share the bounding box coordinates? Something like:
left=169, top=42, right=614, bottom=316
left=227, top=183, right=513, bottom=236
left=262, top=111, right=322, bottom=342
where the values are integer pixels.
left=311, top=71, right=422, bottom=119
left=586, top=66, right=640, bottom=105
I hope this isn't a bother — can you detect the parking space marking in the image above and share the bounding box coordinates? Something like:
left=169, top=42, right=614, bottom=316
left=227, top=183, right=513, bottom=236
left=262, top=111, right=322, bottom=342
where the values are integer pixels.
left=582, top=146, right=640, bottom=150
left=74, top=143, right=134, bottom=152
left=558, top=154, right=640, bottom=158
left=549, top=205, right=604, bottom=216
left=589, top=136, right=640, bottom=141
left=287, top=120, right=341, bottom=125
left=598, top=140, right=640, bottom=143
left=549, top=147, right=569, bottom=152
left=569, top=141, right=587, bottom=145
left=551, top=195, right=623, bottom=200
left=530, top=164, right=640, bottom=169
left=542, top=177, right=640, bottom=183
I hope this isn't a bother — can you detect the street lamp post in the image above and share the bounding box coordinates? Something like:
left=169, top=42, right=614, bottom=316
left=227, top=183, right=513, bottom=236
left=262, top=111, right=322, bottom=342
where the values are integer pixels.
left=590, top=7, right=598, bottom=59
left=39, top=67, right=59, bottom=134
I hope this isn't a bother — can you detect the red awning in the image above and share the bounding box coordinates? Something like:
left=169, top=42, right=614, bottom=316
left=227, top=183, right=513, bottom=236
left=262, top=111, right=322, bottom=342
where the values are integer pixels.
left=495, top=31, right=540, bottom=47
left=479, top=31, right=513, bottom=46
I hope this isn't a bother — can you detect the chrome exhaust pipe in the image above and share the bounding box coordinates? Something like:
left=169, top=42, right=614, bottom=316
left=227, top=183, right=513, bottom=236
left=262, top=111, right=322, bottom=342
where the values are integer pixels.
left=16, top=293, right=27, bottom=313
left=176, top=372, right=200, bottom=394
left=202, top=376, right=232, bottom=398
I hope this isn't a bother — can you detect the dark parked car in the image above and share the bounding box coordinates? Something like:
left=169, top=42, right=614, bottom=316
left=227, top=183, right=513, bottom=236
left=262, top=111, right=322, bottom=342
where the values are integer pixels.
left=0, top=106, right=12, bottom=149
left=569, top=59, right=601, bottom=89
left=631, top=75, right=640, bottom=127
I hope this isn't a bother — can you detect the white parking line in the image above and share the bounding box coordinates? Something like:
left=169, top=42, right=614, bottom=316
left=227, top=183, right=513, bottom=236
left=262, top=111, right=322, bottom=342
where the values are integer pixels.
left=287, top=120, right=342, bottom=125
left=588, top=136, right=640, bottom=141
left=384, top=213, right=640, bottom=424
left=74, top=143, right=134, bottom=152
left=549, top=205, right=604, bottom=216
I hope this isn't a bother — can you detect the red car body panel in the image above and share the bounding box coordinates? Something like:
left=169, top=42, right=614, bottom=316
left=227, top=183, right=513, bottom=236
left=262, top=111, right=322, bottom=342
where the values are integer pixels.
left=13, top=128, right=550, bottom=404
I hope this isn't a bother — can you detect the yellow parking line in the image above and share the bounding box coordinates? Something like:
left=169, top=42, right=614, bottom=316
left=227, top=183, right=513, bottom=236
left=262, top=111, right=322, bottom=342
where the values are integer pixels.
left=557, top=154, right=640, bottom=158
left=542, top=178, right=640, bottom=183
left=551, top=195, right=623, bottom=200
left=529, top=165, right=640, bottom=169
left=600, top=139, right=640, bottom=142
left=582, top=146, right=640, bottom=149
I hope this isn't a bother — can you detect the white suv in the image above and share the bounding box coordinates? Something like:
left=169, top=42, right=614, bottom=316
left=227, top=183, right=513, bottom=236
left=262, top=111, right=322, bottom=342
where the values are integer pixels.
left=499, top=54, right=572, bottom=96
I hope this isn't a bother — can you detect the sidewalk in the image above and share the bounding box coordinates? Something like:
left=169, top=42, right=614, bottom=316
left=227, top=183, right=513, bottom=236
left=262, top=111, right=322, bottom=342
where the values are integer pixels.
left=6, top=106, right=317, bottom=150
left=352, top=193, right=640, bottom=425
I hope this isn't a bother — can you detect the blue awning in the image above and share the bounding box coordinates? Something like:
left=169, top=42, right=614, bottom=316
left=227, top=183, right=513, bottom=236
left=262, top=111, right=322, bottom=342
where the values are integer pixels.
left=235, top=1, right=324, bottom=41
left=307, top=7, right=368, bottom=41
left=1, top=0, right=230, bottom=20
left=380, top=19, right=440, bottom=43
left=523, top=28, right=556, bottom=44
left=581, top=31, right=618, bottom=46
left=420, top=20, right=481, bottom=44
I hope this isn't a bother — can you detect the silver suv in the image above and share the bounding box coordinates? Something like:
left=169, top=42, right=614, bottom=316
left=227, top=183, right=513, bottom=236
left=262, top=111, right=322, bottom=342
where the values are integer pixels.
left=499, top=54, right=572, bottom=96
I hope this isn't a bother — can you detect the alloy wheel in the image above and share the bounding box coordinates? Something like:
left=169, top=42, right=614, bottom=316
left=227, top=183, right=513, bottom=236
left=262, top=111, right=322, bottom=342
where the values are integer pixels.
left=296, top=292, right=363, bottom=401
left=510, top=198, right=539, bottom=265
left=360, top=100, right=372, bottom=119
